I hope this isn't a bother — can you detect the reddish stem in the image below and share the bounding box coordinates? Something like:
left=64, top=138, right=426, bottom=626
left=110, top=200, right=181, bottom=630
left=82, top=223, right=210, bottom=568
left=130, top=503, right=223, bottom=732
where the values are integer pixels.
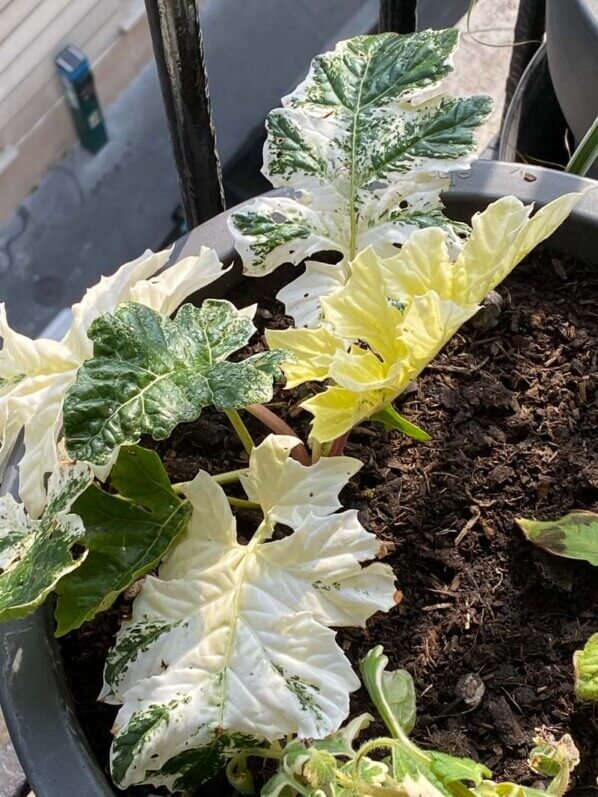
left=246, top=404, right=311, bottom=465
left=328, top=431, right=351, bottom=457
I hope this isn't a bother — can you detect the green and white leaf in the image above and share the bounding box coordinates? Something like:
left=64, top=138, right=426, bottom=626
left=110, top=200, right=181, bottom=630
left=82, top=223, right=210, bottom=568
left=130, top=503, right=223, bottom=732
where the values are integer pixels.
left=104, top=435, right=395, bottom=790
left=64, top=299, right=286, bottom=465
left=516, top=510, right=598, bottom=566
left=0, top=246, right=227, bottom=517
left=360, top=645, right=417, bottom=737
left=0, top=462, right=92, bottom=621
left=573, top=633, right=598, bottom=702
left=54, top=446, right=192, bottom=636
left=229, top=30, right=491, bottom=326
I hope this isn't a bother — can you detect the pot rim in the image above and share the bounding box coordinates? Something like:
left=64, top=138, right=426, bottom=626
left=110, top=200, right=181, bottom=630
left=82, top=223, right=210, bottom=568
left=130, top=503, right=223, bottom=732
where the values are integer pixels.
left=1, top=159, right=597, bottom=797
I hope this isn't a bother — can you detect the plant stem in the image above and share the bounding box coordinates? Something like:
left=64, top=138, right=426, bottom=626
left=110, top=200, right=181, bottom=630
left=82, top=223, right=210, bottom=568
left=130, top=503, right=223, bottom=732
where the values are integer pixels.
left=311, top=439, right=322, bottom=463
left=329, top=430, right=351, bottom=457
left=229, top=746, right=283, bottom=763
left=212, top=467, right=249, bottom=485
left=335, top=768, right=405, bottom=797
left=227, top=496, right=261, bottom=510
left=225, top=409, right=254, bottom=457
left=246, top=404, right=311, bottom=465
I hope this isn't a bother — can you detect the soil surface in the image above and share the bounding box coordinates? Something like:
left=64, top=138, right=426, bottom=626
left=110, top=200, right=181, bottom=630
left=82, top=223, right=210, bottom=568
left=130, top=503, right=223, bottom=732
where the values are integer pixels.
left=60, top=248, right=598, bottom=795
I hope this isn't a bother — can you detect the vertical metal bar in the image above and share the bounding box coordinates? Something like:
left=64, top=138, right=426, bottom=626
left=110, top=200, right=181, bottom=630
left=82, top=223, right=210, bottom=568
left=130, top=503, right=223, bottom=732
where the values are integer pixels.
left=379, top=0, right=418, bottom=33
left=144, top=0, right=225, bottom=228
left=503, top=0, right=546, bottom=120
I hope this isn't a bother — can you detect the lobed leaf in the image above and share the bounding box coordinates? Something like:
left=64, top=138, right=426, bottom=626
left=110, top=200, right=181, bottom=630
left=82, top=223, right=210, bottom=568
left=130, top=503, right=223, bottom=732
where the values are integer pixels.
left=516, top=510, right=598, bottom=566
left=54, top=446, right=192, bottom=636
left=0, top=462, right=92, bottom=621
left=573, top=633, right=598, bottom=702
left=229, top=30, right=491, bottom=326
left=268, top=192, right=581, bottom=443
left=64, top=300, right=286, bottom=465
left=0, top=246, right=227, bottom=515
left=103, top=435, right=395, bottom=790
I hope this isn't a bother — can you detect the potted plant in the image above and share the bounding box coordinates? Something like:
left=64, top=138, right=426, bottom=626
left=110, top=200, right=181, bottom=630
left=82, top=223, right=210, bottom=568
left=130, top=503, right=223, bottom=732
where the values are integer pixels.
left=0, top=29, right=596, bottom=797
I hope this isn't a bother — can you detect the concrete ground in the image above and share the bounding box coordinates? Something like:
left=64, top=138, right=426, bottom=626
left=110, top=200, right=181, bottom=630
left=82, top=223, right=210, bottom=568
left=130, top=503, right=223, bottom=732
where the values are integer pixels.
left=0, top=1, right=518, bottom=794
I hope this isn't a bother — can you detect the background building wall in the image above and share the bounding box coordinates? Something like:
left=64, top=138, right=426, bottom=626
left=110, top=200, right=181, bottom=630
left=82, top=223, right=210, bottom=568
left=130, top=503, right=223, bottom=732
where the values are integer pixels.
left=0, top=0, right=152, bottom=222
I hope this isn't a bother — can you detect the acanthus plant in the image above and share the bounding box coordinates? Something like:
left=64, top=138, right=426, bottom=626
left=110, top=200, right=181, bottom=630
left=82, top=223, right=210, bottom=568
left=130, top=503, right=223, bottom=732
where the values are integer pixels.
left=0, top=27, right=587, bottom=796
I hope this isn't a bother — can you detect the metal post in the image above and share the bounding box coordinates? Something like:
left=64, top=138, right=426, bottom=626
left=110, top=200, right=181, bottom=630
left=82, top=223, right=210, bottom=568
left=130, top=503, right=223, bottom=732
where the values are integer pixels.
left=503, top=0, right=546, bottom=119
left=379, top=0, right=418, bottom=33
left=144, top=0, right=225, bottom=228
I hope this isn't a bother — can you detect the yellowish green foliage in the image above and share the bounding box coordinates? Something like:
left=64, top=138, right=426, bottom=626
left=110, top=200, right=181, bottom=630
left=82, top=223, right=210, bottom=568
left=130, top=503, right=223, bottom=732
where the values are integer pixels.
left=267, top=193, right=580, bottom=443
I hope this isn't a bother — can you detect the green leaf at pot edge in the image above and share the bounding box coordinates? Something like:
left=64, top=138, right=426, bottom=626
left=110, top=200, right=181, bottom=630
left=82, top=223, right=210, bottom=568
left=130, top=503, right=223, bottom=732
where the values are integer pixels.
left=54, top=446, right=191, bottom=636
left=63, top=300, right=286, bottom=465
left=0, top=462, right=92, bottom=622
left=360, top=645, right=417, bottom=738
left=516, top=510, right=598, bottom=566
left=370, top=404, right=430, bottom=442
left=573, top=633, right=598, bottom=702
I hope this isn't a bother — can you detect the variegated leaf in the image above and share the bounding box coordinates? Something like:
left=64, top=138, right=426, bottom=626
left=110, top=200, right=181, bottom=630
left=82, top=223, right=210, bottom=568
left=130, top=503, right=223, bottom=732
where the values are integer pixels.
left=0, top=462, right=92, bottom=620
left=103, top=435, right=396, bottom=790
left=229, top=31, right=491, bottom=325
left=0, top=246, right=228, bottom=516
left=573, top=633, right=598, bottom=702
left=63, top=300, right=286, bottom=465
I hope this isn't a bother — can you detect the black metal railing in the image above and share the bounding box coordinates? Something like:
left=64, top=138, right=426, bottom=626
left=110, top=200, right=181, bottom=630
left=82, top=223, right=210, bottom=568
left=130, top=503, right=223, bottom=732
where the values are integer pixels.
left=144, top=0, right=225, bottom=229
left=379, top=0, right=418, bottom=33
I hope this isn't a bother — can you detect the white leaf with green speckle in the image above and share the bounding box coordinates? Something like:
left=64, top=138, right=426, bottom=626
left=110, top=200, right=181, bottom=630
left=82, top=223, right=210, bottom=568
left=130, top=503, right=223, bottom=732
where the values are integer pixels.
left=229, top=31, right=491, bottom=326
left=104, top=435, right=396, bottom=790
left=0, top=462, right=92, bottom=620
left=64, top=299, right=286, bottom=465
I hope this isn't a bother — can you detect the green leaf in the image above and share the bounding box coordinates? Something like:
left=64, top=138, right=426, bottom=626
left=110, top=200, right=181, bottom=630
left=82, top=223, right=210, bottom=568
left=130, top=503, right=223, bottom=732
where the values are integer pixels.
left=370, top=404, right=431, bottom=441
left=360, top=645, right=417, bottom=737
left=229, top=30, right=491, bottom=326
left=0, top=462, right=92, bottom=621
left=261, top=770, right=301, bottom=797
left=573, top=633, right=598, bottom=702
left=64, top=300, right=286, bottom=465
left=54, top=446, right=191, bottom=636
left=430, top=752, right=491, bottom=785
left=516, top=510, right=598, bottom=566
left=566, top=116, right=598, bottom=176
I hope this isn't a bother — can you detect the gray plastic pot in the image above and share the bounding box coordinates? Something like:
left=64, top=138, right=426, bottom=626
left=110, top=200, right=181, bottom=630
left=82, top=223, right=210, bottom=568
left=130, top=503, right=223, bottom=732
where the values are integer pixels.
left=499, top=43, right=570, bottom=170
left=546, top=0, right=598, bottom=144
left=1, top=160, right=597, bottom=797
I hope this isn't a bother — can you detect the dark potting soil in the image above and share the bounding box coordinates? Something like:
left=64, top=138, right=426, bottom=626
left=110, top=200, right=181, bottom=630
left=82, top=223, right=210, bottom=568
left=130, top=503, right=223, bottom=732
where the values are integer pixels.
left=60, top=248, right=598, bottom=796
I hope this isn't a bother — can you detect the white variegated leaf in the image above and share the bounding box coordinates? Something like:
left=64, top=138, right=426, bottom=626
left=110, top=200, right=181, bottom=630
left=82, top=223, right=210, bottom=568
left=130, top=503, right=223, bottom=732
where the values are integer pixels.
left=103, top=435, right=395, bottom=791
left=0, top=247, right=228, bottom=516
left=229, top=31, right=491, bottom=326
left=0, top=461, right=92, bottom=620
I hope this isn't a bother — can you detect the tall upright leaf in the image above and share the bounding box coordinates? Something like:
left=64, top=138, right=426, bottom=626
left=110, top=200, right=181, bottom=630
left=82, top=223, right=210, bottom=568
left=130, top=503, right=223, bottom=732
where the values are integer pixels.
left=64, top=300, right=287, bottom=465
left=229, top=31, right=492, bottom=326
left=55, top=446, right=192, bottom=636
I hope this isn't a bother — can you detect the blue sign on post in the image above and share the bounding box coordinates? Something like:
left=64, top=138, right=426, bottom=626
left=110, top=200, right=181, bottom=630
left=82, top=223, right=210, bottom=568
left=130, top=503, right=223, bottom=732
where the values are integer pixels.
left=56, top=45, right=108, bottom=154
